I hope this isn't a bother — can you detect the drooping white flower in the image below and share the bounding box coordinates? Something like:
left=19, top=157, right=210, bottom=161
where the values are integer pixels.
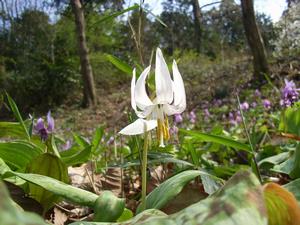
left=119, top=48, right=186, bottom=147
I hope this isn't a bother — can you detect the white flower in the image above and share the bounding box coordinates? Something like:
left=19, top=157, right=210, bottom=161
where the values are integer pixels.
left=119, top=48, right=186, bottom=147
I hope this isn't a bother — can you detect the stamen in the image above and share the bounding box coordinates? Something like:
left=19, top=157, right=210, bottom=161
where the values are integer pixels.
left=163, top=116, right=170, bottom=141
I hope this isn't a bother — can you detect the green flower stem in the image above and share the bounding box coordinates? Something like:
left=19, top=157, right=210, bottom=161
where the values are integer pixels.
left=236, top=94, right=262, bottom=183
left=141, top=130, right=149, bottom=211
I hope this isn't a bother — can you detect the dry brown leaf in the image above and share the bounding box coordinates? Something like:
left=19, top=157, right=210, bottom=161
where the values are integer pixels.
left=53, top=207, right=68, bottom=225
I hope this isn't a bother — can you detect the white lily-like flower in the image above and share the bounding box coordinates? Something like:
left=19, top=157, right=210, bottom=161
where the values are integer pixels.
left=119, top=48, right=186, bottom=147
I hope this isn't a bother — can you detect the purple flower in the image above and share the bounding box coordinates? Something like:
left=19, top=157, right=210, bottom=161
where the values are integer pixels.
left=263, top=99, right=271, bottom=109
left=255, top=89, right=261, bottom=97
left=251, top=102, right=257, bottom=108
left=280, top=79, right=299, bottom=107
left=228, top=112, right=234, bottom=120
left=204, top=109, right=210, bottom=117
left=174, top=114, right=183, bottom=124
left=228, top=111, right=242, bottom=125
left=34, top=111, right=55, bottom=141
left=62, top=140, right=72, bottom=151
left=107, top=136, right=114, bottom=145
left=169, top=125, right=179, bottom=136
left=189, top=110, right=197, bottom=124
left=213, top=99, right=222, bottom=106
left=235, top=115, right=242, bottom=123
left=240, top=102, right=249, bottom=111
left=47, top=111, right=54, bottom=132
left=228, top=112, right=236, bottom=125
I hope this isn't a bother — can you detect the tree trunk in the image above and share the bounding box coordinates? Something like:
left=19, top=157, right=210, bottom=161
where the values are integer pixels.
left=192, top=0, right=202, bottom=52
left=71, top=0, right=96, bottom=107
left=240, top=0, right=269, bottom=82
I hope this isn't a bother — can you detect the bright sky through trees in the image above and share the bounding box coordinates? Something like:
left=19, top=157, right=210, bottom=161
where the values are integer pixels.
left=128, top=0, right=287, bottom=22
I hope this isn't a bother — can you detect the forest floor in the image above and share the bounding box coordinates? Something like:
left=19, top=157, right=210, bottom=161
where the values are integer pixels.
left=54, top=56, right=300, bottom=139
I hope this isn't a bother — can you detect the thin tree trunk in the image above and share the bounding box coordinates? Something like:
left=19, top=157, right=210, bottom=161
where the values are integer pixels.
left=192, top=0, right=202, bottom=52
left=240, top=0, right=269, bottom=82
left=71, top=0, right=96, bottom=107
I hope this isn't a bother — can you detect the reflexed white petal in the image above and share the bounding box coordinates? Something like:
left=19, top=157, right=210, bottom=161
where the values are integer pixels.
left=135, top=105, right=155, bottom=118
left=119, top=119, right=157, bottom=135
left=155, top=48, right=173, bottom=104
left=131, top=68, right=137, bottom=111
left=172, top=60, right=186, bottom=111
left=163, top=104, right=183, bottom=116
left=135, top=66, right=153, bottom=110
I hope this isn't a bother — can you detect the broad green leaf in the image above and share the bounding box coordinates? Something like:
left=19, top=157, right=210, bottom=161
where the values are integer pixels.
left=263, top=182, right=300, bottom=225
left=0, top=180, right=47, bottom=225
left=117, top=208, right=134, bottom=222
left=0, top=157, right=11, bottom=176
left=91, top=126, right=104, bottom=154
left=115, top=154, right=193, bottom=168
left=6, top=93, right=30, bottom=139
left=258, top=152, right=290, bottom=166
left=73, top=133, right=90, bottom=148
left=0, top=122, right=27, bottom=139
left=136, top=170, right=222, bottom=213
left=0, top=141, right=44, bottom=169
left=70, top=209, right=166, bottom=225
left=181, top=129, right=251, bottom=152
left=279, top=106, right=300, bottom=136
left=0, top=158, right=25, bottom=186
left=283, top=178, right=300, bottom=204
left=44, top=135, right=61, bottom=158
left=93, top=191, right=125, bottom=222
left=25, top=153, right=69, bottom=213
left=6, top=170, right=126, bottom=222
left=106, top=54, right=132, bottom=75
left=200, top=174, right=223, bottom=195
left=7, top=171, right=98, bottom=207
left=273, top=144, right=300, bottom=179
left=61, top=146, right=92, bottom=166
